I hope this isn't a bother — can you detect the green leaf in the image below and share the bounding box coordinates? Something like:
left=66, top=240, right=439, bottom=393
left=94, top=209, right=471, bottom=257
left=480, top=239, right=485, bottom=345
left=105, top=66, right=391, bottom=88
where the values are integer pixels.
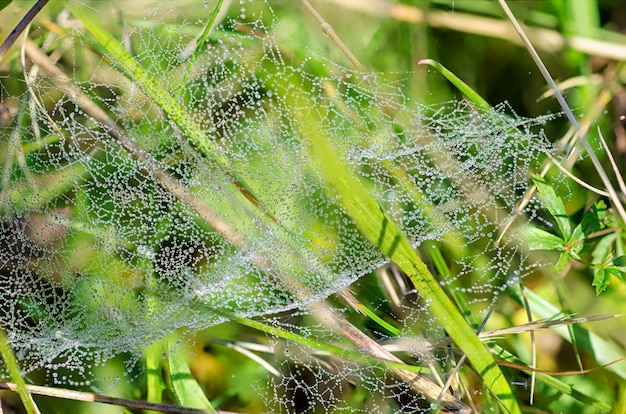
left=606, top=267, right=625, bottom=283
left=612, top=255, right=626, bottom=267
left=556, top=252, right=570, bottom=272
left=526, top=225, right=566, bottom=251
left=592, top=268, right=610, bottom=295
left=532, top=175, right=572, bottom=239
left=569, top=222, right=585, bottom=247
left=0, top=0, right=12, bottom=12
left=581, top=200, right=608, bottom=237
left=167, top=339, right=216, bottom=412
left=591, top=233, right=616, bottom=266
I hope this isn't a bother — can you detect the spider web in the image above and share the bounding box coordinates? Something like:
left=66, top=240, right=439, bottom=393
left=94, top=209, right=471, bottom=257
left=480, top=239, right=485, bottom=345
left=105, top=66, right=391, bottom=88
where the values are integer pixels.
left=0, top=0, right=557, bottom=409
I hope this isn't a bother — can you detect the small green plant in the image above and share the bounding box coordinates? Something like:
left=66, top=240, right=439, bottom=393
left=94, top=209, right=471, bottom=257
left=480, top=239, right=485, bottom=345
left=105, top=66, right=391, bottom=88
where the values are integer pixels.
left=528, top=175, right=626, bottom=294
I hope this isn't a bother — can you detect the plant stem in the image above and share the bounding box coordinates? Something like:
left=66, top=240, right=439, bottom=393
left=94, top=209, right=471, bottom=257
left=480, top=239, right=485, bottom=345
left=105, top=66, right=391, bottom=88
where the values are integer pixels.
left=0, top=330, right=40, bottom=414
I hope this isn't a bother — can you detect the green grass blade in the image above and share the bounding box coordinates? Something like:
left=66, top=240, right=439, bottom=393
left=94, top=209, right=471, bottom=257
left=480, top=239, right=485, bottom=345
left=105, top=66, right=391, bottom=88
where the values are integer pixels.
left=353, top=303, right=401, bottom=336
left=0, top=329, right=40, bottom=414
left=144, top=340, right=166, bottom=413
left=235, top=317, right=430, bottom=375
left=492, top=344, right=612, bottom=412
left=508, top=285, right=626, bottom=379
left=418, top=59, right=491, bottom=111
left=166, top=337, right=217, bottom=413
left=66, top=3, right=230, bottom=172
left=341, top=291, right=401, bottom=336
left=180, top=0, right=225, bottom=88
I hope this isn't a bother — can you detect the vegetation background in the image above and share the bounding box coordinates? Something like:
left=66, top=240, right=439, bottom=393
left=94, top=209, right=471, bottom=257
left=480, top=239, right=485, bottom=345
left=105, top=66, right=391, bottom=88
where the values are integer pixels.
left=0, top=0, right=625, bottom=413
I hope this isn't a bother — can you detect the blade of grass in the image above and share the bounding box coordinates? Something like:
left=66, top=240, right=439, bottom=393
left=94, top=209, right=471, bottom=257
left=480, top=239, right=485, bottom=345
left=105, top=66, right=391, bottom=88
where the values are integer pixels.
left=166, top=337, right=217, bottom=413
left=212, top=340, right=280, bottom=377
left=235, top=317, right=431, bottom=375
left=497, top=0, right=626, bottom=227
left=337, top=289, right=401, bottom=336
left=66, top=4, right=230, bottom=171
left=597, top=127, right=626, bottom=199
left=180, top=0, right=226, bottom=89
left=518, top=282, right=537, bottom=405
left=0, top=330, right=40, bottom=414
left=491, top=344, right=612, bottom=412
left=145, top=341, right=167, bottom=414
left=507, top=285, right=626, bottom=380
left=418, top=59, right=491, bottom=111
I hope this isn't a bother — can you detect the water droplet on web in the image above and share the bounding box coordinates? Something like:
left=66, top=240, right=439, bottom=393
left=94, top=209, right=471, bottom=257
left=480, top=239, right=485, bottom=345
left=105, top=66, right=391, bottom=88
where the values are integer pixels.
left=137, top=245, right=155, bottom=259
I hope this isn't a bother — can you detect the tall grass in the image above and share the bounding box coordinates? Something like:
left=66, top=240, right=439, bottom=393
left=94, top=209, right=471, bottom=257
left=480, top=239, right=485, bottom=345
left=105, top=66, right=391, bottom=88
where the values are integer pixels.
left=0, top=0, right=625, bottom=413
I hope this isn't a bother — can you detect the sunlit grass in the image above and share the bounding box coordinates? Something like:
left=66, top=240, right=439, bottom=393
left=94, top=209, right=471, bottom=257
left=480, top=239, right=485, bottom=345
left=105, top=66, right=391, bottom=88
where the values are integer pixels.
left=0, top=1, right=625, bottom=413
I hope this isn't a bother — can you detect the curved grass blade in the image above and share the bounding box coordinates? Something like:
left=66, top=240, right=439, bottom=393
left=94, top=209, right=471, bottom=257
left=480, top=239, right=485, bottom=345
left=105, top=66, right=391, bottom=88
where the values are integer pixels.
left=338, top=290, right=401, bottom=336
left=180, top=0, right=226, bottom=88
left=66, top=3, right=338, bottom=292
left=418, top=59, right=491, bottom=111
left=66, top=4, right=229, bottom=171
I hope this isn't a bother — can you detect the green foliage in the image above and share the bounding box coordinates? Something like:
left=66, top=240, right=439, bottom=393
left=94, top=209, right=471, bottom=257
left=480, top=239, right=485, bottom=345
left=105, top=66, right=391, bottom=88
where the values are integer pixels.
left=528, top=176, right=626, bottom=294
left=0, top=1, right=12, bottom=12
left=1, top=1, right=626, bottom=413
left=166, top=337, right=217, bottom=412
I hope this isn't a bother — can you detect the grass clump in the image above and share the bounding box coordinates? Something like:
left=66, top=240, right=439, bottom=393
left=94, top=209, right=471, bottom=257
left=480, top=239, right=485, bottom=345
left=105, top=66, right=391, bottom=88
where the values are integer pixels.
left=0, top=0, right=625, bottom=413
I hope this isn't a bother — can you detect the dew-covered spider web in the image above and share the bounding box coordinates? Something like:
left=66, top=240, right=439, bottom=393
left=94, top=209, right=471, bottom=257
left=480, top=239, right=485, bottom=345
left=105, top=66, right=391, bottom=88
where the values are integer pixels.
left=0, top=0, right=559, bottom=411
